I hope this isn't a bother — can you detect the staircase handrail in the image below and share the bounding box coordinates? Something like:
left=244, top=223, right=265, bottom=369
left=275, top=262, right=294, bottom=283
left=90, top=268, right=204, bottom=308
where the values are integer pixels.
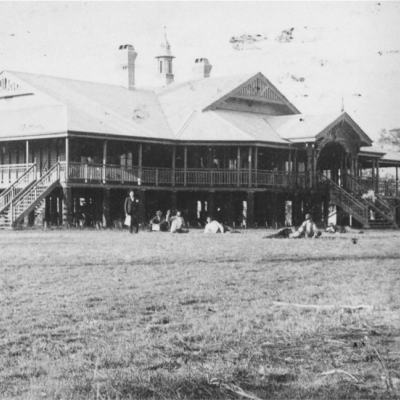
left=320, top=173, right=368, bottom=223
left=10, top=162, right=61, bottom=222
left=345, top=173, right=394, bottom=219
left=0, top=163, right=36, bottom=213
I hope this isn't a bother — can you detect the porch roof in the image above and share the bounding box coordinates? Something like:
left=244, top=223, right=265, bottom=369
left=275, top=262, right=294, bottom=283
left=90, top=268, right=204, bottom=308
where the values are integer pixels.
left=264, top=112, right=372, bottom=146
left=176, top=109, right=290, bottom=145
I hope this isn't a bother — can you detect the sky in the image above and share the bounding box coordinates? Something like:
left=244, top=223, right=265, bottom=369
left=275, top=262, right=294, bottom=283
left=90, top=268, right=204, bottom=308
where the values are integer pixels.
left=1, top=1, right=400, bottom=142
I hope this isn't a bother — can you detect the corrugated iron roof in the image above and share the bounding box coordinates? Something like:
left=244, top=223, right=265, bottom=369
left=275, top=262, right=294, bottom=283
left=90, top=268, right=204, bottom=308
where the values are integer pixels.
left=7, top=71, right=174, bottom=140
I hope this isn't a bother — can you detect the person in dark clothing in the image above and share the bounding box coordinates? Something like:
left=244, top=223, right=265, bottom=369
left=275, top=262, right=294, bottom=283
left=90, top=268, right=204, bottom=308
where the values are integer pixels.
left=150, top=210, right=169, bottom=231
left=263, top=227, right=294, bottom=239
left=124, top=189, right=140, bottom=233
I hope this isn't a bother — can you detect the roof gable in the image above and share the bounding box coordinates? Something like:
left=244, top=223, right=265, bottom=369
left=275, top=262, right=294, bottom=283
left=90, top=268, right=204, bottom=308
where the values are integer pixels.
left=266, top=112, right=372, bottom=147
left=204, top=73, right=300, bottom=115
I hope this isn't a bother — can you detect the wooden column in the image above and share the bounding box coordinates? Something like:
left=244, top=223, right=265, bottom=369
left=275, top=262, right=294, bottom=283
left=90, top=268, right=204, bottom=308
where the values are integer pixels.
left=254, top=147, right=258, bottom=188
left=25, top=141, right=29, bottom=165
left=227, top=192, right=234, bottom=226
left=172, top=145, right=176, bottom=186
left=102, top=188, right=110, bottom=228
left=139, top=189, right=146, bottom=224
left=184, top=146, right=187, bottom=186
left=103, top=140, right=107, bottom=183
left=396, top=166, right=398, bottom=196
left=307, top=146, right=313, bottom=189
left=65, top=138, right=69, bottom=183
left=171, top=191, right=178, bottom=213
left=62, top=186, right=72, bottom=227
left=138, top=143, right=143, bottom=185
left=371, top=158, right=375, bottom=190
left=376, top=159, right=380, bottom=193
left=248, top=146, right=252, bottom=188
left=207, top=191, right=215, bottom=218
left=237, top=147, right=241, bottom=187
left=247, top=191, right=254, bottom=228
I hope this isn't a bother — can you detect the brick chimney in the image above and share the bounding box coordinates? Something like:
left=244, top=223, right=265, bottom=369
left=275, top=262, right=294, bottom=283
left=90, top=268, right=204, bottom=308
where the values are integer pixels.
left=116, top=44, right=138, bottom=90
left=193, top=58, right=212, bottom=79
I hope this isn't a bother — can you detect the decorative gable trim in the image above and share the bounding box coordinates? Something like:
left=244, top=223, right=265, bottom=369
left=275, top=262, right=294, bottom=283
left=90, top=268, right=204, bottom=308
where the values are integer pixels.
left=0, top=73, right=34, bottom=99
left=316, top=112, right=372, bottom=146
left=203, top=72, right=300, bottom=115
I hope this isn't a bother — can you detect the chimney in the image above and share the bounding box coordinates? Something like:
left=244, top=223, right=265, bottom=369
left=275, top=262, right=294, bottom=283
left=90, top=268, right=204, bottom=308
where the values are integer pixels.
left=117, top=44, right=138, bottom=90
left=193, top=58, right=212, bottom=79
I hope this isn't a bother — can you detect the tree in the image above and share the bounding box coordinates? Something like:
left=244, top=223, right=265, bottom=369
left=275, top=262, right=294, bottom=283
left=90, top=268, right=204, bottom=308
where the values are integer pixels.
left=378, top=128, right=400, bottom=151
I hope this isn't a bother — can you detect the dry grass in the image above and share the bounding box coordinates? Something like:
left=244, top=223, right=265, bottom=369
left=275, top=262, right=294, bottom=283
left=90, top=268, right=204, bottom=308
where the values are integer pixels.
left=0, top=228, right=400, bottom=399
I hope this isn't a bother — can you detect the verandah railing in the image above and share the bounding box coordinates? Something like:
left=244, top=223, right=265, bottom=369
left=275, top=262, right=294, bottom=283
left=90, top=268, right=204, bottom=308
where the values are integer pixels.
left=0, top=163, right=35, bottom=187
left=67, top=162, right=320, bottom=189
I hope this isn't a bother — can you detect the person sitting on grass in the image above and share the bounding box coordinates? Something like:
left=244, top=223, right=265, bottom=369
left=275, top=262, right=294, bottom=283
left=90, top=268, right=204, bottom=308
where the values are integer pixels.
left=150, top=210, right=169, bottom=232
left=326, top=222, right=347, bottom=234
left=169, top=211, right=189, bottom=233
left=204, top=217, right=225, bottom=233
left=291, top=213, right=321, bottom=239
left=263, top=227, right=295, bottom=239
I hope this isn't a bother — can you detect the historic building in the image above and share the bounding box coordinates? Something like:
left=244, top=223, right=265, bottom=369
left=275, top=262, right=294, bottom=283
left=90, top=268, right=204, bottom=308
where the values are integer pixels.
left=1, top=34, right=400, bottom=230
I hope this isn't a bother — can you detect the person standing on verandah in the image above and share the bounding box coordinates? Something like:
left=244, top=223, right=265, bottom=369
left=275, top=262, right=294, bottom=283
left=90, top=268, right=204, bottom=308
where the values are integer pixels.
left=124, top=189, right=140, bottom=234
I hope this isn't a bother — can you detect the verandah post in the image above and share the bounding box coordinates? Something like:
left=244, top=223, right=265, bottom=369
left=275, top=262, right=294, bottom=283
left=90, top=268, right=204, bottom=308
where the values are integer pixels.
left=248, top=146, right=252, bottom=188
left=376, top=159, right=380, bottom=194
left=172, top=145, right=176, bottom=186
left=237, top=147, right=240, bottom=187
left=184, top=145, right=187, bottom=186
left=254, top=147, right=258, bottom=188
left=103, top=140, right=107, bottom=184
left=138, top=143, right=143, bottom=185
left=65, top=137, right=69, bottom=184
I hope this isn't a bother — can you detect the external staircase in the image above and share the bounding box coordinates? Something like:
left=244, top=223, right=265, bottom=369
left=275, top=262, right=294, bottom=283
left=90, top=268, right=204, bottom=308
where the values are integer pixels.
left=0, top=162, right=62, bottom=229
left=321, top=172, right=398, bottom=229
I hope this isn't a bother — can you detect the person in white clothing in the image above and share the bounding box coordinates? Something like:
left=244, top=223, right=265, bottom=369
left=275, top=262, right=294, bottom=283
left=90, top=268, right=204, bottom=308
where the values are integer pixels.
left=291, top=214, right=321, bottom=238
left=204, top=217, right=224, bottom=233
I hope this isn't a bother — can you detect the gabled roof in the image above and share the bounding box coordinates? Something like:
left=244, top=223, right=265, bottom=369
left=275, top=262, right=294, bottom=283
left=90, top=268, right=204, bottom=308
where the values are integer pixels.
left=265, top=112, right=372, bottom=146
left=2, top=71, right=174, bottom=140
left=176, top=109, right=290, bottom=145
left=157, top=72, right=299, bottom=136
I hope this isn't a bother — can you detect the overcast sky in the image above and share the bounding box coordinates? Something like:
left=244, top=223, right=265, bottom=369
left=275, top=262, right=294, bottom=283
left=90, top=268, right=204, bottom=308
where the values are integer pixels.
left=1, top=1, right=400, bottom=141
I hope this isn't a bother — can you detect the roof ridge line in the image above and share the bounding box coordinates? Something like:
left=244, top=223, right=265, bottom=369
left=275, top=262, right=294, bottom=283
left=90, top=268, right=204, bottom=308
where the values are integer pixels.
left=176, top=110, right=198, bottom=139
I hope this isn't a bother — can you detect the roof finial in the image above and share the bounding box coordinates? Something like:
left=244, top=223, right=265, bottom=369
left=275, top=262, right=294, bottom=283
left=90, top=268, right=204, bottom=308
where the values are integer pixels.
left=341, top=94, right=345, bottom=113
left=164, top=26, right=170, bottom=48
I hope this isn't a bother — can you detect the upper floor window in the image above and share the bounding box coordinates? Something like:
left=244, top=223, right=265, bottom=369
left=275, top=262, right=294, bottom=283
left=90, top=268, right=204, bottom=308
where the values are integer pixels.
left=159, top=60, right=163, bottom=73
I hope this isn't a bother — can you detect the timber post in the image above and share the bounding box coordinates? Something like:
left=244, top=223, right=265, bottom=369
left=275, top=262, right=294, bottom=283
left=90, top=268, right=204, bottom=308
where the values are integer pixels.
left=139, top=189, right=146, bottom=226
left=237, top=147, right=241, bottom=187
left=62, top=186, right=72, bottom=227
left=207, top=190, right=215, bottom=218
left=102, top=188, right=110, bottom=228
left=184, top=146, right=187, bottom=187
left=138, top=143, right=143, bottom=185
left=247, top=191, right=254, bottom=228
left=254, top=147, right=258, bottom=188
left=172, top=145, right=176, bottom=187
left=103, top=140, right=107, bottom=184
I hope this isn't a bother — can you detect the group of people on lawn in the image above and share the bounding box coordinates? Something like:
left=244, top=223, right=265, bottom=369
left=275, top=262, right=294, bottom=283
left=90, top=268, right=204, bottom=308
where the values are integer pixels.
left=124, top=189, right=327, bottom=237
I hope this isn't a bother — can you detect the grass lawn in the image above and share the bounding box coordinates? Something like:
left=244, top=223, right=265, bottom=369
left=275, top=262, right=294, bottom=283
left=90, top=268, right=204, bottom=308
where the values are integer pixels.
left=0, top=228, right=400, bottom=400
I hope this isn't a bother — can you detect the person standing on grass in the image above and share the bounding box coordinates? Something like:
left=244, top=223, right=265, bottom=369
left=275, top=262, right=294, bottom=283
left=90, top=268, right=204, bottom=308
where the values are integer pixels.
left=291, top=213, right=321, bottom=238
left=124, top=189, right=140, bottom=234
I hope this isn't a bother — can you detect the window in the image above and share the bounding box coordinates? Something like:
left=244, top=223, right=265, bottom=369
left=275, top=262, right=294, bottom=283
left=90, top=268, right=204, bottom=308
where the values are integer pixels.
left=159, top=60, right=163, bottom=73
left=168, top=60, right=172, bottom=74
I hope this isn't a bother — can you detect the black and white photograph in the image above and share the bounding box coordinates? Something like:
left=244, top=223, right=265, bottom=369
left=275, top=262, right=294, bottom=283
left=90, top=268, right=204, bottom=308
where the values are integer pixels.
left=1, top=1, right=400, bottom=399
